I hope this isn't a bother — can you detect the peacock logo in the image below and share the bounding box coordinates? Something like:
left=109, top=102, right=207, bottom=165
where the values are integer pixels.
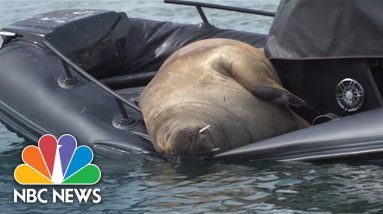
left=14, top=134, right=101, bottom=185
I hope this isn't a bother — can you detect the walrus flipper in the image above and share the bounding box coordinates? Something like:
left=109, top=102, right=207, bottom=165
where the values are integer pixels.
left=252, top=85, right=319, bottom=120
left=252, top=85, right=306, bottom=107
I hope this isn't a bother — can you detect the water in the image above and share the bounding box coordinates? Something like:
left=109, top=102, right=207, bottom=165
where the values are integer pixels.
left=0, top=1, right=383, bottom=213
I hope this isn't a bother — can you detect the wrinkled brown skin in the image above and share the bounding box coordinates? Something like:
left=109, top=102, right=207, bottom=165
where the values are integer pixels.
left=139, top=38, right=309, bottom=162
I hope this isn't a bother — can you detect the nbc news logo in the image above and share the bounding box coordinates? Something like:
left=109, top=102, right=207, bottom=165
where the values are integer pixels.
left=13, top=134, right=102, bottom=203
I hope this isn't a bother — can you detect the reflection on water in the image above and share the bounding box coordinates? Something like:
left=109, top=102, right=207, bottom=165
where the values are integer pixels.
left=0, top=1, right=383, bottom=213
left=1, top=136, right=383, bottom=213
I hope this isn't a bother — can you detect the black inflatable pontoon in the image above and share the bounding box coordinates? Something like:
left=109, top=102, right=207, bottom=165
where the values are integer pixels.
left=0, top=0, right=383, bottom=162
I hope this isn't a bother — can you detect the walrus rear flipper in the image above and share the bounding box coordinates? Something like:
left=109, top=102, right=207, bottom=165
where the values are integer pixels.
left=252, top=85, right=319, bottom=122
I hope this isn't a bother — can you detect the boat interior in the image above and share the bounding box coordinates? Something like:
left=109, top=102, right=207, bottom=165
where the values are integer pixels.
left=34, top=2, right=382, bottom=125
left=2, top=0, right=383, bottom=161
left=56, top=18, right=267, bottom=111
left=94, top=18, right=267, bottom=106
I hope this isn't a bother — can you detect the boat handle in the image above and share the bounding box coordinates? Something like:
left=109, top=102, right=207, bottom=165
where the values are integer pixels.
left=164, top=0, right=275, bottom=24
left=0, top=31, right=21, bottom=48
left=43, top=40, right=140, bottom=124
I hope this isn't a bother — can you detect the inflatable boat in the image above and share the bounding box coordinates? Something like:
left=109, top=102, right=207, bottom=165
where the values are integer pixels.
left=1, top=0, right=383, bottom=162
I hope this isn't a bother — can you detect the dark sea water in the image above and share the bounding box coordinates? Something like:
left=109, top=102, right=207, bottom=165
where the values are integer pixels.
left=1, top=1, right=383, bottom=213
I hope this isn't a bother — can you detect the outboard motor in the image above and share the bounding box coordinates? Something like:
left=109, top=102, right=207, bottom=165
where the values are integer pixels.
left=265, top=0, right=383, bottom=118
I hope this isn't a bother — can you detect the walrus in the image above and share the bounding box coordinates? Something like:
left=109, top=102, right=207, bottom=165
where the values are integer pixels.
left=139, top=38, right=310, bottom=162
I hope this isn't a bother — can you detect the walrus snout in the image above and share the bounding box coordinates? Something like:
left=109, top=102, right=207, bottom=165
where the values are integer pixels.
left=169, top=125, right=215, bottom=161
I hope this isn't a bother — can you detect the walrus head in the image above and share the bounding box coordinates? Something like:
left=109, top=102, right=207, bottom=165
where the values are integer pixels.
left=166, top=124, right=218, bottom=162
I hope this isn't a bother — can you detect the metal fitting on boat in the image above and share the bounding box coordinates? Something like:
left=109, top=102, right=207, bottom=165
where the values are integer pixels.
left=113, top=115, right=137, bottom=130
left=57, top=75, right=78, bottom=88
left=336, top=78, right=365, bottom=112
